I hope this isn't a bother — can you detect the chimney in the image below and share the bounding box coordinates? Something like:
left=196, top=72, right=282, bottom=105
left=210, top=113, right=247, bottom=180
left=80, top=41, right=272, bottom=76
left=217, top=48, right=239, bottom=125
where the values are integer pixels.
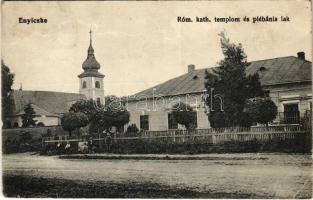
left=297, top=52, right=305, bottom=60
left=188, top=64, right=195, bottom=73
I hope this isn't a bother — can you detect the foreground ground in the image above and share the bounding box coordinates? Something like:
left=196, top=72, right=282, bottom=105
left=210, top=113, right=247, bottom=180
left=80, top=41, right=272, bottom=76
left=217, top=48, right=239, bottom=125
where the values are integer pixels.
left=2, top=153, right=312, bottom=198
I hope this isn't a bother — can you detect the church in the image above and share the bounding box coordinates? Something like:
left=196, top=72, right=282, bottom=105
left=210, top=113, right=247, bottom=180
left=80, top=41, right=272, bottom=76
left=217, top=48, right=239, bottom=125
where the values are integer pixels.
left=6, top=31, right=312, bottom=131
left=6, top=31, right=105, bottom=128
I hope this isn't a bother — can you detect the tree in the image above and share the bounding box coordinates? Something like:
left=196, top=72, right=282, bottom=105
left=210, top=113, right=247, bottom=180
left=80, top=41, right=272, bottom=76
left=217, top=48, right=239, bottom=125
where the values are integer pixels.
left=245, top=98, right=277, bottom=126
left=105, top=95, right=125, bottom=111
left=70, top=98, right=130, bottom=134
left=90, top=109, right=130, bottom=133
left=204, top=32, right=264, bottom=128
left=2, top=60, right=14, bottom=98
left=21, top=104, right=37, bottom=127
left=69, top=99, right=99, bottom=120
left=61, top=112, right=89, bottom=136
left=2, top=60, right=15, bottom=127
left=170, top=102, right=197, bottom=130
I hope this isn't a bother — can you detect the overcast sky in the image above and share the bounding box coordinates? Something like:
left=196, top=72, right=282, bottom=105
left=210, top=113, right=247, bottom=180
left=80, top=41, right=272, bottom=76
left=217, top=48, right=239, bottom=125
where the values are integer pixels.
left=2, top=1, right=312, bottom=96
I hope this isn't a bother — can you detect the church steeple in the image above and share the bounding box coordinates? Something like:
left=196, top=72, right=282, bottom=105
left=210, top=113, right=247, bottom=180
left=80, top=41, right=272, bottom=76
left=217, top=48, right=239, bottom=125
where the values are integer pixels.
left=79, top=30, right=104, bottom=77
left=88, top=30, right=94, bottom=57
left=78, top=30, right=105, bottom=105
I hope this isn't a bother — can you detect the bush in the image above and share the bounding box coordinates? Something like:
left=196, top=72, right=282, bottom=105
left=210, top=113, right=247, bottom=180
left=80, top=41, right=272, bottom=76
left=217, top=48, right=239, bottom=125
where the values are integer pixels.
left=208, top=112, right=227, bottom=128
left=237, top=112, right=253, bottom=127
left=170, top=102, right=197, bottom=130
left=245, top=98, right=277, bottom=125
left=125, top=124, right=139, bottom=137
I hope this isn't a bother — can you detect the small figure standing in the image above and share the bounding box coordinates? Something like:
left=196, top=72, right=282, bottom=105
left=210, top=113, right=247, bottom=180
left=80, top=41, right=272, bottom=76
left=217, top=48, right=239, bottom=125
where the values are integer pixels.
left=65, top=142, right=71, bottom=154
left=56, top=142, right=61, bottom=154
left=88, top=137, right=94, bottom=153
left=105, top=132, right=112, bottom=152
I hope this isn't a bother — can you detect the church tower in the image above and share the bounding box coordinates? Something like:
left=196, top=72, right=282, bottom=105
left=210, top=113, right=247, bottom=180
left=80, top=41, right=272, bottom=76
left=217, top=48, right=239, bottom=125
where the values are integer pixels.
left=78, top=30, right=105, bottom=104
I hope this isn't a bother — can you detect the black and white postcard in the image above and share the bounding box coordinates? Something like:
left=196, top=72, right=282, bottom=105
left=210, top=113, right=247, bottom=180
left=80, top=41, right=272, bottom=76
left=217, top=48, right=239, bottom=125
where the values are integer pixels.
left=1, top=0, right=312, bottom=198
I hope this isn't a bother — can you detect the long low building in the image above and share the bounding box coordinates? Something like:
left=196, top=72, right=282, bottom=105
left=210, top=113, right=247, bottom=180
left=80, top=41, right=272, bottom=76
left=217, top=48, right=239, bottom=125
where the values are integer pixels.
left=126, top=52, right=312, bottom=131
left=5, top=90, right=86, bottom=127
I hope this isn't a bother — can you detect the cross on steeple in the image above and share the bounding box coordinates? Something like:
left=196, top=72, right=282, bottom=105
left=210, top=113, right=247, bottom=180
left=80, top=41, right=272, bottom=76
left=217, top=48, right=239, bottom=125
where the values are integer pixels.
left=87, top=29, right=94, bottom=56
left=89, top=29, right=92, bottom=45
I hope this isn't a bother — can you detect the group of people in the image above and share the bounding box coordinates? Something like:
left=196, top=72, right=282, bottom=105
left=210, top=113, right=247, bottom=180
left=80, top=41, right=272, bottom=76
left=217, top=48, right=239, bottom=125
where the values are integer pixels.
left=42, top=127, right=116, bottom=155
left=44, top=130, right=114, bottom=155
left=55, top=141, right=72, bottom=154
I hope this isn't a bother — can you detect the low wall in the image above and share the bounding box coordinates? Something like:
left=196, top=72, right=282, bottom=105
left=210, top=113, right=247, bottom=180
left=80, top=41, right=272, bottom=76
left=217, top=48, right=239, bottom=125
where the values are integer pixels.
left=2, top=126, right=68, bottom=141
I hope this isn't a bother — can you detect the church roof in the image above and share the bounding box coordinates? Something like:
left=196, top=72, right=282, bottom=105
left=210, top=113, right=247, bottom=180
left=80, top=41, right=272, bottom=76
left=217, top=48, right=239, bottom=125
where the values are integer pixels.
left=78, top=69, right=104, bottom=78
left=131, top=56, right=312, bottom=100
left=15, top=103, right=59, bottom=117
left=11, top=90, right=86, bottom=116
left=82, top=54, right=101, bottom=71
left=79, top=31, right=104, bottom=78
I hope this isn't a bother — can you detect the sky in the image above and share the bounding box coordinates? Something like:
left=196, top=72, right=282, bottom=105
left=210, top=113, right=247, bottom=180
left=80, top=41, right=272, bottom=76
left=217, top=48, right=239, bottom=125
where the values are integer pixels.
left=2, top=1, right=312, bottom=97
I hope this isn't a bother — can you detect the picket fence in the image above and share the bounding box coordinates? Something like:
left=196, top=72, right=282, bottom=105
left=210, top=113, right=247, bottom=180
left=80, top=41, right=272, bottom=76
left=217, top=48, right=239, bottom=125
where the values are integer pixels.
left=42, top=124, right=310, bottom=145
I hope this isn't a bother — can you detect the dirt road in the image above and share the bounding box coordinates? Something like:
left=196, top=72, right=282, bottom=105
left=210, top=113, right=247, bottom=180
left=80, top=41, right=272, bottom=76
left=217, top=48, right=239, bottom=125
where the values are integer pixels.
left=2, top=153, right=312, bottom=198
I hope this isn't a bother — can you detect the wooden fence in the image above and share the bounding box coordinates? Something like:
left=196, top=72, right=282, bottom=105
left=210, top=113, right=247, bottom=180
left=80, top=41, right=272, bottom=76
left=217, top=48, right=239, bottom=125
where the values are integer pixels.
left=116, top=131, right=308, bottom=146
left=140, top=124, right=303, bottom=138
left=42, top=124, right=310, bottom=146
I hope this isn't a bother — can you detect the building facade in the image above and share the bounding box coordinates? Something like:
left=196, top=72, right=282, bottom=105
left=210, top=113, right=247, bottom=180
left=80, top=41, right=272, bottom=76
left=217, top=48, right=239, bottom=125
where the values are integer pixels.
left=126, top=53, right=312, bottom=131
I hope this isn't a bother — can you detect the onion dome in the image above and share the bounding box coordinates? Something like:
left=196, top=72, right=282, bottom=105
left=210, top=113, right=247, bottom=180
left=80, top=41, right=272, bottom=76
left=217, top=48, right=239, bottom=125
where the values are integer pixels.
left=78, top=30, right=104, bottom=78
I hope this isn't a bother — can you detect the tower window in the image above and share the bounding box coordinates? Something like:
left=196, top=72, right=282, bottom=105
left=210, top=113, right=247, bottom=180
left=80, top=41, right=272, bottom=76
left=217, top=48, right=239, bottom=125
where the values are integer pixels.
left=82, top=81, right=87, bottom=88
left=95, top=81, right=100, bottom=88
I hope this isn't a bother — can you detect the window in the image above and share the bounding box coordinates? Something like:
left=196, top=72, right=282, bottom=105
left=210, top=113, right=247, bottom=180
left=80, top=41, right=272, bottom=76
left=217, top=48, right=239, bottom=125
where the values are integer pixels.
left=168, top=113, right=178, bottom=129
left=284, top=104, right=300, bottom=124
left=82, top=81, right=87, bottom=88
left=95, top=81, right=100, bottom=88
left=140, top=115, right=149, bottom=130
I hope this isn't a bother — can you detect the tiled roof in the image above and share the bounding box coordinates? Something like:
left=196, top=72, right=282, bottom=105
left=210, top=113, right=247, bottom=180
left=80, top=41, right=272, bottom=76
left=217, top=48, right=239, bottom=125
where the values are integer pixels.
left=15, top=103, right=59, bottom=117
left=132, top=56, right=312, bottom=99
left=11, top=90, right=86, bottom=116
left=246, top=56, right=311, bottom=85
left=78, top=69, right=104, bottom=78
